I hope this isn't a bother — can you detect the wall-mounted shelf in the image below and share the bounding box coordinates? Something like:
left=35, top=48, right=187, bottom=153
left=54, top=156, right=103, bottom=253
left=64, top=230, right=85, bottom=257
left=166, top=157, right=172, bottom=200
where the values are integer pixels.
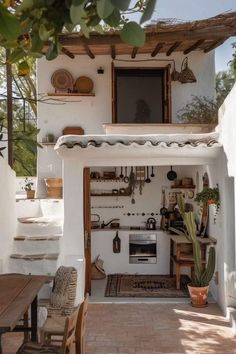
left=91, top=193, right=131, bottom=197
left=47, top=92, right=95, bottom=97
left=171, top=186, right=195, bottom=189
left=91, top=178, right=121, bottom=182
left=41, top=142, right=56, bottom=146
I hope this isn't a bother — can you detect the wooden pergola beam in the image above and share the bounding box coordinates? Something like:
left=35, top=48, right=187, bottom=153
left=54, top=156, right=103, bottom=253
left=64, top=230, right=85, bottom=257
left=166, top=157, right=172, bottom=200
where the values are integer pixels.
left=61, top=47, right=75, bottom=59
left=111, top=45, right=116, bottom=59
left=204, top=38, right=226, bottom=53
left=166, top=42, right=181, bottom=56
left=131, top=47, right=138, bottom=58
left=59, top=28, right=236, bottom=47
left=151, top=42, right=164, bottom=57
left=6, top=49, right=13, bottom=168
left=184, top=39, right=205, bottom=54
left=83, top=41, right=95, bottom=59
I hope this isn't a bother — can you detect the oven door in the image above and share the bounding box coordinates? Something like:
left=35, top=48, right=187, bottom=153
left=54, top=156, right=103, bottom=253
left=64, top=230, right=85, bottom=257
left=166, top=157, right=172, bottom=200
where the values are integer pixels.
left=129, top=237, right=157, bottom=264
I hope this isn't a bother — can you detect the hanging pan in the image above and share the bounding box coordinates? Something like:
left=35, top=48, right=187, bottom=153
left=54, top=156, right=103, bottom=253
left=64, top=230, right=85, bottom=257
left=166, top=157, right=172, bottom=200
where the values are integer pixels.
left=167, top=166, right=177, bottom=181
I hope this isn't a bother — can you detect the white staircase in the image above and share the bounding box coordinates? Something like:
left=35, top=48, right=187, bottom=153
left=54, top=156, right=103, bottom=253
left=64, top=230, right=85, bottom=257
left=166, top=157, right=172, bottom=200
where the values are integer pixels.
left=9, top=199, right=64, bottom=276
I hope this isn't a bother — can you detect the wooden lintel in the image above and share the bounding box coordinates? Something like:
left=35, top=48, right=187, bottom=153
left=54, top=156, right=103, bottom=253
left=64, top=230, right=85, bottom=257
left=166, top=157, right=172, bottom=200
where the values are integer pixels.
left=166, top=42, right=181, bottom=56
left=83, top=41, right=95, bottom=59
left=184, top=39, right=205, bottom=54
left=204, top=38, right=226, bottom=53
left=151, top=42, right=164, bottom=57
left=111, top=45, right=116, bottom=59
left=131, top=47, right=138, bottom=58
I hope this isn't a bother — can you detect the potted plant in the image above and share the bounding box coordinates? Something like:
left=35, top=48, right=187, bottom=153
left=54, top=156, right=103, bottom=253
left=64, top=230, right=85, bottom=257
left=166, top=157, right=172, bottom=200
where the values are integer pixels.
left=169, top=195, right=216, bottom=307
left=23, top=177, right=35, bottom=199
left=195, top=186, right=220, bottom=212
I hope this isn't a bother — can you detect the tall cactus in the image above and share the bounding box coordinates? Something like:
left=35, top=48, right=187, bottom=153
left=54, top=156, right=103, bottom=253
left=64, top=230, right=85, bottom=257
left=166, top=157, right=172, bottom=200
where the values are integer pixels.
left=171, top=195, right=216, bottom=287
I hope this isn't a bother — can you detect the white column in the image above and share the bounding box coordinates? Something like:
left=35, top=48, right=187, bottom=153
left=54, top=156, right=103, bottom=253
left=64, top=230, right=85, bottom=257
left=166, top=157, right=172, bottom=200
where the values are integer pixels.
left=62, top=159, right=85, bottom=304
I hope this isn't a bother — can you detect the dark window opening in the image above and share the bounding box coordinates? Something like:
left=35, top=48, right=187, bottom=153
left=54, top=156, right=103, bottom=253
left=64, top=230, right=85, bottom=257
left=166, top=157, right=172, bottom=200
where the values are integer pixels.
left=113, top=68, right=171, bottom=124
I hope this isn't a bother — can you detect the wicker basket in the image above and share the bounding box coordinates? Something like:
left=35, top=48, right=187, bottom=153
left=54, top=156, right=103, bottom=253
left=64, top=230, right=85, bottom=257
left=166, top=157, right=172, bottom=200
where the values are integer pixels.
left=91, top=256, right=106, bottom=280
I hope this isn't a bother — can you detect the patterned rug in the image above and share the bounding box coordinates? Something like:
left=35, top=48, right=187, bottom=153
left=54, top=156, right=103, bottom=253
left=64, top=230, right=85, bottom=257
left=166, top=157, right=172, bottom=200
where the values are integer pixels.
left=105, top=274, right=190, bottom=298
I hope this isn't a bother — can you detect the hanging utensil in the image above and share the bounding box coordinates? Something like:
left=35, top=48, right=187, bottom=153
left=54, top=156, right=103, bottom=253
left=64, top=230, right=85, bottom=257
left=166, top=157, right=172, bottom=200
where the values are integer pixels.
left=119, top=167, right=124, bottom=179
left=167, top=166, right=177, bottom=181
left=151, top=166, right=155, bottom=178
left=160, top=189, right=168, bottom=230
left=145, top=166, right=151, bottom=183
left=124, top=166, right=129, bottom=183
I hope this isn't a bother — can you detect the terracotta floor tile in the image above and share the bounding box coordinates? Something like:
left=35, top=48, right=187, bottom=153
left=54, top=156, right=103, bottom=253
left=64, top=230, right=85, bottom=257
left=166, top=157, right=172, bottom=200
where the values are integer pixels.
left=2, top=303, right=236, bottom=354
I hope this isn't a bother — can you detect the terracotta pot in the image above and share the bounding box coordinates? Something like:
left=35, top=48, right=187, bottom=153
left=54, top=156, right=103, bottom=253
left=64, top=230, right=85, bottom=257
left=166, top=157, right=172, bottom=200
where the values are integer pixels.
left=208, top=199, right=216, bottom=205
left=26, top=190, right=35, bottom=199
left=188, top=284, right=209, bottom=307
left=44, top=178, right=63, bottom=198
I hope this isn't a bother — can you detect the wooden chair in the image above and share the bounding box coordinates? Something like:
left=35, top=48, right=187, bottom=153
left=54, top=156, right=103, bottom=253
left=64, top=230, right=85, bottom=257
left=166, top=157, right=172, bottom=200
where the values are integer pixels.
left=41, top=294, right=89, bottom=354
left=16, top=308, right=78, bottom=354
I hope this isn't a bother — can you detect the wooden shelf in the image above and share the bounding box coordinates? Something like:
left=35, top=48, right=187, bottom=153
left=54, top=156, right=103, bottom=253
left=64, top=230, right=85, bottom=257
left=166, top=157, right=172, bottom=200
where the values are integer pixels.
left=47, top=92, right=95, bottom=97
left=91, top=177, right=121, bottom=182
left=91, top=193, right=131, bottom=197
left=171, top=186, right=195, bottom=189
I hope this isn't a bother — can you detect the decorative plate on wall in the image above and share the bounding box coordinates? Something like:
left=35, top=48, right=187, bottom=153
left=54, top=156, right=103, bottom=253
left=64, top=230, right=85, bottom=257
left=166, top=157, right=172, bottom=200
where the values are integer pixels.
left=74, top=76, right=93, bottom=93
left=51, top=69, right=74, bottom=92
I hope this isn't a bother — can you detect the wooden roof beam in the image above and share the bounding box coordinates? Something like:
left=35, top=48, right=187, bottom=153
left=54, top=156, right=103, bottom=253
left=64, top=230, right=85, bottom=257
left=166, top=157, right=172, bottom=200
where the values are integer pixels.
left=59, top=28, right=236, bottom=47
left=204, top=38, right=226, bottom=53
left=166, top=41, right=181, bottom=56
left=184, top=39, right=205, bottom=54
left=151, top=42, right=164, bottom=57
left=61, top=47, right=75, bottom=59
left=131, top=47, right=138, bottom=58
left=83, top=41, right=95, bottom=59
left=111, top=45, right=116, bottom=59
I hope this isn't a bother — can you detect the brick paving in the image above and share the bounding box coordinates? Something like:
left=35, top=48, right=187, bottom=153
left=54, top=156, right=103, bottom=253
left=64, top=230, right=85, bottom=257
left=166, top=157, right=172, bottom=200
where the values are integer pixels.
left=2, top=303, right=236, bottom=354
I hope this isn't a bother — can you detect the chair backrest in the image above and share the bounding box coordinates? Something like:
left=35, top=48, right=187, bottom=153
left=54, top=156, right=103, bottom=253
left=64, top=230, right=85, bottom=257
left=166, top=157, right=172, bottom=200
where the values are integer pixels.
left=75, top=293, right=89, bottom=354
left=49, top=266, right=77, bottom=316
left=60, top=309, right=78, bottom=354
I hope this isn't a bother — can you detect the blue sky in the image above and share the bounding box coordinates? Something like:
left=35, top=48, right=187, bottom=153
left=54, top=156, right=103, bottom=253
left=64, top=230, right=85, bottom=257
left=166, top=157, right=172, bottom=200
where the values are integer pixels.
left=150, top=0, right=236, bottom=72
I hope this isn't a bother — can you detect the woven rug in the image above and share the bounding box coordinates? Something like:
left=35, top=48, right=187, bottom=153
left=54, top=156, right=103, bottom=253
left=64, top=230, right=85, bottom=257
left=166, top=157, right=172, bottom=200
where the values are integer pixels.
left=105, top=274, right=190, bottom=298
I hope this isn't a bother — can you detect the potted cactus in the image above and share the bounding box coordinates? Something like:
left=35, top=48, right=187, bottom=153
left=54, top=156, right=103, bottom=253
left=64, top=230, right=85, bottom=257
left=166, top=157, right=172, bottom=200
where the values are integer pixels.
left=170, top=195, right=216, bottom=307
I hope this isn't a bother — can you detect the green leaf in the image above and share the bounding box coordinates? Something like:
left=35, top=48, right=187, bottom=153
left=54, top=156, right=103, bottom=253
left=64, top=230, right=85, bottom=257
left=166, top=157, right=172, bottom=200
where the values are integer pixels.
left=39, top=23, right=53, bottom=41
left=18, top=60, right=30, bottom=77
left=120, top=22, right=145, bottom=47
left=46, top=41, right=58, bottom=60
left=72, top=0, right=85, bottom=5
left=140, top=0, right=156, bottom=24
left=97, top=0, right=114, bottom=19
left=104, top=8, right=121, bottom=27
left=70, top=4, right=85, bottom=24
left=9, top=47, right=26, bottom=64
left=15, top=0, right=34, bottom=14
left=87, top=15, right=101, bottom=27
left=111, top=0, right=131, bottom=11
left=0, top=5, right=21, bottom=41
left=31, top=34, right=44, bottom=53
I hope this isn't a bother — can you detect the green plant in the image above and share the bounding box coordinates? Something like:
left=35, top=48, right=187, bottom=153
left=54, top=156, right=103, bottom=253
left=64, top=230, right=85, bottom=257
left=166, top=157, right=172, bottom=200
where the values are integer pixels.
left=23, top=177, right=34, bottom=191
left=169, top=195, right=216, bottom=287
left=0, top=0, right=156, bottom=68
left=195, top=187, right=220, bottom=213
left=177, top=95, right=218, bottom=124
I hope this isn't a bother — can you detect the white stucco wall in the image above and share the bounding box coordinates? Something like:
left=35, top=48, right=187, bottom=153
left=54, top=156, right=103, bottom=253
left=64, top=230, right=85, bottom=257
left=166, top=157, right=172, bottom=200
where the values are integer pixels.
left=0, top=158, right=16, bottom=272
left=217, top=84, right=236, bottom=311
left=36, top=51, right=215, bottom=195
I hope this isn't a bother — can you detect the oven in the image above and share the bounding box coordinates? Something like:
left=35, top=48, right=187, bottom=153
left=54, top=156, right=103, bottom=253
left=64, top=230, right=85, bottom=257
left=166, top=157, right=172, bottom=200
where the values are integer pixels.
left=129, top=234, right=157, bottom=264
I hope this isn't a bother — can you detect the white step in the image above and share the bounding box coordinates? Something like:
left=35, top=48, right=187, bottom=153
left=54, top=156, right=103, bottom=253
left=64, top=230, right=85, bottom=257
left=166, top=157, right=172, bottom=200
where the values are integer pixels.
left=17, top=216, right=63, bottom=237
left=9, top=255, right=59, bottom=277
left=13, top=235, right=62, bottom=254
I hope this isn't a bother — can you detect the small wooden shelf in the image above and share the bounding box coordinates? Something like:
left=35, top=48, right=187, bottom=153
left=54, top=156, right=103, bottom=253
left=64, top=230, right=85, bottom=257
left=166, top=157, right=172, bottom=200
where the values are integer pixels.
left=41, top=142, right=56, bottom=146
left=47, top=92, right=95, bottom=97
left=91, top=177, right=121, bottom=182
left=171, top=186, right=196, bottom=189
left=91, top=193, right=131, bottom=197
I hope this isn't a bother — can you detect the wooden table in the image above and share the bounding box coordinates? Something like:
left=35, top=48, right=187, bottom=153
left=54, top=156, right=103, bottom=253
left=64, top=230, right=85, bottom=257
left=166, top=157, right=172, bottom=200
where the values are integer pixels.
left=0, top=274, right=47, bottom=354
left=169, top=235, right=216, bottom=290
